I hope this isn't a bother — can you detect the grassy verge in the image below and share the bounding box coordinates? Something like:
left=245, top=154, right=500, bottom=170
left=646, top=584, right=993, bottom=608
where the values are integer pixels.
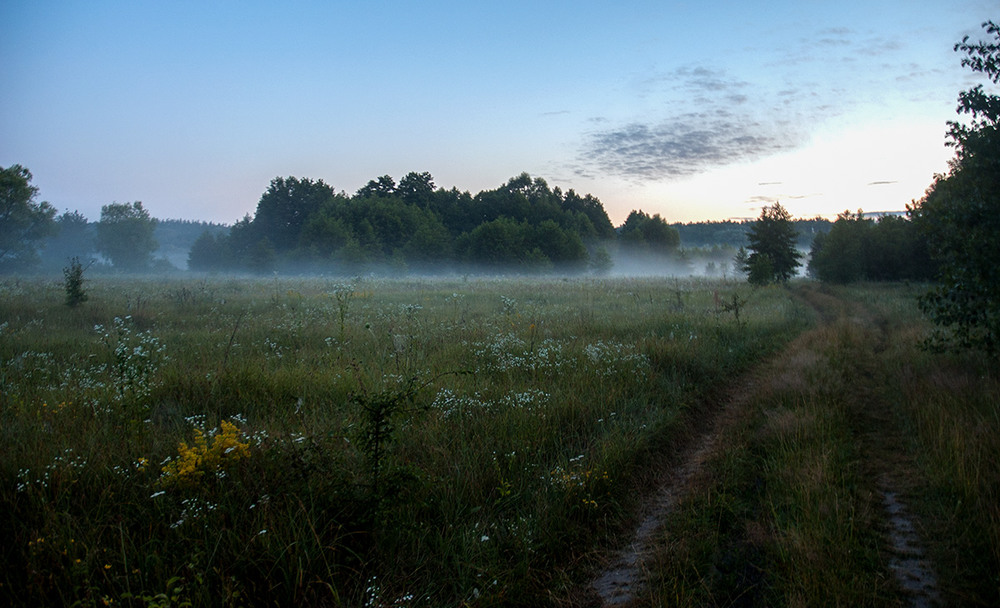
left=641, top=283, right=999, bottom=607
left=0, top=275, right=807, bottom=606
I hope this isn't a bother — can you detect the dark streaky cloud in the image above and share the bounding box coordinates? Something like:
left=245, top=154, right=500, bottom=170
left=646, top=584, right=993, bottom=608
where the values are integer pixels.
left=581, top=115, right=793, bottom=181
left=578, top=66, right=801, bottom=182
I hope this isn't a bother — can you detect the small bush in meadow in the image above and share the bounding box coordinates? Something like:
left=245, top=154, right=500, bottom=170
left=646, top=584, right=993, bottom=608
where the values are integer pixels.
left=62, top=256, right=88, bottom=307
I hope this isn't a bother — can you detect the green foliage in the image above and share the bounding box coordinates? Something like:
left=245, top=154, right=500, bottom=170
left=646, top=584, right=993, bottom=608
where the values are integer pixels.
left=743, top=203, right=801, bottom=285
left=63, top=257, right=89, bottom=307
left=732, top=246, right=749, bottom=279
left=350, top=372, right=461, bottom=500
left=187, top=231, right=227, bottom=271
left=253, top=176, right=336, bottom=252
left=590, top=246, right=613, bottom=275
left=674, top=219, right=752, bottom=248
left=457, top=217, right=587, bottom=271
left=674, top=218, right=831, bottom=251
left=155, top=219, right=227, bottom=270
left=192, top=171, right=619, bottom=274
left=808, top=211, right=933, bottom=283
left=718, top=290, right=750, bottom=325
left=121, top=576, right=194, bottom=608
left=746, top=253, right=776, bottom=286
left=95, top=315, right=167, bottom=409
left=39, top=211, right=95, bottom=271
left=645, top=284, right=1000, bottom=606
left=0, top=276, right=805, bottom=606
left=0, top=164, right=58, bottom=271
left=619, top=210, right=680, bottom=254
left=910, top=21, right=1000, bottom=354
left=95, top=201, right=159, bottom=272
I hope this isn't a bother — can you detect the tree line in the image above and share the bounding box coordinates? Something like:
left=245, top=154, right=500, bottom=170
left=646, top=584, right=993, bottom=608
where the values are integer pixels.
left=4, top=21, right=998, bottom=354
left=807, top=211, right=933, bottom=283
left=741, top=21, right=1000, bottom=354
left=0, top=169, right=686, bottom=275
left=1, top=19, right=996, bottom=356
left=187, top=171, right=683, bottom=274
left=0, top=163, right=937, bottom=282
left=0, top=176, right=226, bottom=274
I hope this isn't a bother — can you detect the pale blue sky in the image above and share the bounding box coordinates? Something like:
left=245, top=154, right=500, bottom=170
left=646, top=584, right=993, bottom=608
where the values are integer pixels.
left=1, top=1, right=994, bottom=225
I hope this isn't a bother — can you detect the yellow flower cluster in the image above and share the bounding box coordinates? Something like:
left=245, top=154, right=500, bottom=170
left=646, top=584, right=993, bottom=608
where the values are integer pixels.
left=551, top=466, right=611, bottom=511
left=160, top=420, right=250, bottom=488
left=39, top=401, right=70, bottom=418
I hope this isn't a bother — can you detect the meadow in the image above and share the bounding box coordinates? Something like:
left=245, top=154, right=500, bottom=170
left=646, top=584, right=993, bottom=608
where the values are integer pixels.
left=1, top=276, right=996, bottom=606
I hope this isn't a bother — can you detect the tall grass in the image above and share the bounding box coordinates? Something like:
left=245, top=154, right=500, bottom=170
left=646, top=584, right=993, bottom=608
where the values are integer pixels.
left=867, top=286, right=1000, bottom=605
left=641, top=283, right=999, bottom=606
left=1, top=275, right=806, bottom=606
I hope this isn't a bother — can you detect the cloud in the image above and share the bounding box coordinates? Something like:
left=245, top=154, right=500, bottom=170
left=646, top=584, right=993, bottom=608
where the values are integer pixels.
left=676, top=66, right=750, bottom=93
left=867, top=180, right=898, bottom=186
left=575, top=19, right=970, bottom=185
left=580, top=115, right=793, bottom=181
left=576, top=66, right=804, bottom=181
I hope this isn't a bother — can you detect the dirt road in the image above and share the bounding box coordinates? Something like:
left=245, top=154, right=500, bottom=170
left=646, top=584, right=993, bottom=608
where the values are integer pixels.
left=584, top=285, right=941, bottom=607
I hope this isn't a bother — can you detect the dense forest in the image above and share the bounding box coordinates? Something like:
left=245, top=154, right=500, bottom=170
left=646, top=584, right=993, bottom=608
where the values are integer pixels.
left=672, top=218, right=830, bottom=251
left=808, top=211, right=935, bottom=282
left=9, top=164, right=937, bottom=282
left=187, top=172, right=683, bottom=275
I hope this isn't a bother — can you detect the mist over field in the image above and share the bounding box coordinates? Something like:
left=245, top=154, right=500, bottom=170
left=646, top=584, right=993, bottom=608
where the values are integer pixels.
left=11, top=169, right=841, bottom=282
left=3, top=7, right=999, bottom=604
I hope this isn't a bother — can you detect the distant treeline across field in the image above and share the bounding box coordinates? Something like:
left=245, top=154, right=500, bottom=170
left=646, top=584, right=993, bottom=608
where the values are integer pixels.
left=22, top=170, right=926, bottom=281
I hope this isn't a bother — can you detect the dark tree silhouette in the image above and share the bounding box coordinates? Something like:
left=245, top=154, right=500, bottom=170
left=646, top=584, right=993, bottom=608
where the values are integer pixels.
left=743, top=202, right=800, bottom=284
left=95, top=202, right=158, bottom=271
left=253, top=177, right=335, bottom=252
left=910, top=21, right=1000, bottom=353
left=0, top=164, right=57, bottom=271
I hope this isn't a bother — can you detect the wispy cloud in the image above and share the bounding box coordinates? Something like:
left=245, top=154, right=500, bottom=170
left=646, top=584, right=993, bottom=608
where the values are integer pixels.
left=580, top=114, right=793, bottom=180
left=578, top=66, right=799, bottom=181
left=573, top=19, right=957, bottom=185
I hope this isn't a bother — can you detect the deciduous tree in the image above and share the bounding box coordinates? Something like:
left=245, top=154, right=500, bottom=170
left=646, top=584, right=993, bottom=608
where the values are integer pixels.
left=188, top=231, right=229, bottom=271
left=95, top=202, right=158, bottom=271
left=910, top=21, right=1000, bottom=353
left=0, top=164, right=57, bottom=271
left=41, top=210, right=95, bottom=269
left=808, top=211, right=870, bottom=283
left=253, top=176, right=335, bottom=252
left=618, top=210, right=680, bottom=254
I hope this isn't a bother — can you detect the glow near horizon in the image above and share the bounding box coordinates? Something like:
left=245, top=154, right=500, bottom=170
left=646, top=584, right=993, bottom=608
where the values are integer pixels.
left=0, top=1, right=992, bottom=226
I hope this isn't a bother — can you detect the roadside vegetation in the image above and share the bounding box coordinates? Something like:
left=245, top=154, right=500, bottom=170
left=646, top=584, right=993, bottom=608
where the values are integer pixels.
left=640, top=283, right=999, bottom=607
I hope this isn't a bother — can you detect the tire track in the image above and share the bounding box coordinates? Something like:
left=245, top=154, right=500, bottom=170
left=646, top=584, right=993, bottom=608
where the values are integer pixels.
left=589, top=413, right=726, bottom=604
left=585, top=285, right=942, bottom=607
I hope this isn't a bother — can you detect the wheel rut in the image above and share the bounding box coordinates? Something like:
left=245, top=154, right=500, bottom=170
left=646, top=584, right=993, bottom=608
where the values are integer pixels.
left=587, top=370, right=758, bottom=606
left=589, top=406, right=730, bottom=604
left=583, top=286, right=942, bottom=607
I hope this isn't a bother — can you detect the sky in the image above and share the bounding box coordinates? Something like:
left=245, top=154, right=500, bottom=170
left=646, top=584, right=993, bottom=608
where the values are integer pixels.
left=1, top=1, right=995, bottom=226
